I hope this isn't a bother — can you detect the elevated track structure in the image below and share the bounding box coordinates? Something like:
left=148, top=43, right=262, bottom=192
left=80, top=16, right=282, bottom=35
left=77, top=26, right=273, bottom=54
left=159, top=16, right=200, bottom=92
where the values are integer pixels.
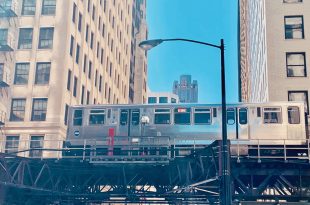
left=0, top=138, right=310, bottom=204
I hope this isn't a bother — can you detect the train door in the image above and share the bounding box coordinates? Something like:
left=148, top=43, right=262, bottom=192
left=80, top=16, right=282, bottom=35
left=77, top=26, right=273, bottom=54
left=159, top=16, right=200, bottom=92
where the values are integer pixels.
left=119, top=109, right=141, bottom=137
left=237, top=108, right=249, bottom=139
left=227, top=108, right=236, bottom=139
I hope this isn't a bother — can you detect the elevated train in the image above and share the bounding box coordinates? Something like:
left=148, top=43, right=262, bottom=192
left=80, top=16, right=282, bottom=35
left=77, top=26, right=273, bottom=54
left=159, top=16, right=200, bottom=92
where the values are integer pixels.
left=66, top=102, right=307, bottom=157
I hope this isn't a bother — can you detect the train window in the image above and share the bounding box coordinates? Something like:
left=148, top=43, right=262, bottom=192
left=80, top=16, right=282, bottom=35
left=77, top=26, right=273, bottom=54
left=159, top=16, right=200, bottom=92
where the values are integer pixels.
left=239, top=108, right=248, bottom=125
left=131, top=109, right=140, bottom=125
left=257, top=107, right=261, bottom=117
left=120, top=110, right=128, bottom=125
left=227, top=108, right=235, bottom=125
left=154, top=109, right=170, bottom=124
left=263, top=107, right=282, bottom=124
left=194, top=108, right=211, bottom=124
left=73, top=109, right=83, bottom=126
left=89, top=109, right=105, bottom=125
left=174, top=108, right=191, bottom=125
left=213, top=108, right=217, bottom=118
left=288, top=106, right=300, bottom=124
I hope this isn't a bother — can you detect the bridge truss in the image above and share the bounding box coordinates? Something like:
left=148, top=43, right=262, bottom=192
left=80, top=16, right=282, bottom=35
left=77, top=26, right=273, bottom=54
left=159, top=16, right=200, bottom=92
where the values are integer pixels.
left=0, top=139, right=310, bottom=204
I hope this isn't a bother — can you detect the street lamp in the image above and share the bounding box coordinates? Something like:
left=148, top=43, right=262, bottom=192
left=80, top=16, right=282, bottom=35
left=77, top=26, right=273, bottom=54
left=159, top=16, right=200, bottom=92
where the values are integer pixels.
left=139, top=38, right=231, bottom=205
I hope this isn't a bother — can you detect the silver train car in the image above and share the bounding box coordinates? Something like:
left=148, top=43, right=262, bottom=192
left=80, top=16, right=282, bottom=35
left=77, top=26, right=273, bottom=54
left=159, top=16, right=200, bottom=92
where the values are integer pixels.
left=66, top=102, right=307, bottom=147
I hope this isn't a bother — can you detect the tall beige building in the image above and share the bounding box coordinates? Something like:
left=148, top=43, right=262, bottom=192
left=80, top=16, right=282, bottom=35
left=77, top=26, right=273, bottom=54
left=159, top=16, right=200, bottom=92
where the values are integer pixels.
left=239, top=0, right=310, bottom=118
left=0, top=0, right=147, bottom=157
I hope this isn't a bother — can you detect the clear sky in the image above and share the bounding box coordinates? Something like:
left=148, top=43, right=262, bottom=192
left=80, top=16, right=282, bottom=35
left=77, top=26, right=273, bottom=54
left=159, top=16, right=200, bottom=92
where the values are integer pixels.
left=145, top=0, right=239, bottom=103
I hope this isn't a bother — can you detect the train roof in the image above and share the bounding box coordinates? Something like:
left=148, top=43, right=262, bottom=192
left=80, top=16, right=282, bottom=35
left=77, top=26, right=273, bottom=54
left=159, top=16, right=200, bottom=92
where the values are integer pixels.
left=70, top=101, right=305, bottom=109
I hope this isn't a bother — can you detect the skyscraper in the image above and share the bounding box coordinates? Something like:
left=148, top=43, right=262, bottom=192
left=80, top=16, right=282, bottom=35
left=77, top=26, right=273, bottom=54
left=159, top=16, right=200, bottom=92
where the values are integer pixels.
left=0, top=0, right=147, bottom=157
left=239, top=0, right=310, bottom=118
left=173, top=75, right=198, bottom=103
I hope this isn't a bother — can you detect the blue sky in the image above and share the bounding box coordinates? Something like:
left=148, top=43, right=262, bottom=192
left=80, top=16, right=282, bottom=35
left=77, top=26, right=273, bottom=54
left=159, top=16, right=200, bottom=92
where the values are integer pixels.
left=146, top=0, right=239, bottom=103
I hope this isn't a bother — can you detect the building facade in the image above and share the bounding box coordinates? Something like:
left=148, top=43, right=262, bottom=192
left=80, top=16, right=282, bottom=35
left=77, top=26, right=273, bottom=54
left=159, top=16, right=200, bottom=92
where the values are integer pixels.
left=147, top=91, right=179, bottom=104
left=0, top=0, right=147, bottom=157
left=239, top=0, right=310, bottom=116
left=173, top=75, right=198, bottom=103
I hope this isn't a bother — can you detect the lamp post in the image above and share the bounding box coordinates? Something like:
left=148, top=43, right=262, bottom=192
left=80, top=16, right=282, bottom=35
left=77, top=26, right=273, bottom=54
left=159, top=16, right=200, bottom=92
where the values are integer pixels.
left=139, top=38, right=231, bottom=205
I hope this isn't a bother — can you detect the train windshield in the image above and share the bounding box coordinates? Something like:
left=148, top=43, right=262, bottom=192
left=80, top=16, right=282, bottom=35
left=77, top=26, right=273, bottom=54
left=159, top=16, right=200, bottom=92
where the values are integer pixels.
left=120, top=110, right=128, bottom=125
left=263, top=107, right=282, bottom=124
left=132, top=109, right=140, bottom=125
left=288, top=106, right=300, bottom=124
left=73, top=109, right=83, bottom=126
left=239, top=108, right=248, bottom=125
left=154, top=109, right=170, bottom=124
left=194, top=108, right=211, bottom=124
left=174, top=108, right=191, bottom=125
left=89, top=109, right=105, bottom=125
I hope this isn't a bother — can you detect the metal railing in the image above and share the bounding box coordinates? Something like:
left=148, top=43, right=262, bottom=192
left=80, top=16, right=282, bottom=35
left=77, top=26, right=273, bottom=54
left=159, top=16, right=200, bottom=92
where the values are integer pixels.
left=0, top=138, right=309, bottom=163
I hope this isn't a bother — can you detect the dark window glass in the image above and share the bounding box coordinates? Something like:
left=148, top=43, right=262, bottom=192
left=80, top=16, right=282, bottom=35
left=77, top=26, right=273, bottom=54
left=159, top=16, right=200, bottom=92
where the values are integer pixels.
left=257, top=107, right=261, bottom=117
left=72, top=3, right=76, bottom=23
left=148, top=97, right=156, bottom=104
left=35, top=62, right=51, bottom=84
left=174, top=108, right=191, bottom=125
left=288, top=106, right=300, bottom=124
left=78, top=12, right=82, bottom=31
left=67, top=70, right=71, bottom=91
left=171, top=98, right=176, bottom=103
left=76, top=44, right=80, bottom=64
left=39, top=27, right=54, bottom=49
left=120, top=110, right=128, bottom=125
left=5, top=136, right=19, bottom=155
left=227, top=108, right=235, bottom=125
left=286, top=52, right=306, bottom=77
left=81, top=85, right=85, bottom=104
left=14, top=63, right=29, bottom=85
left=239, top=108, right=248, bottom=125
left=85, top=24, right=89, bottom=42
left=99, top=75, right=102, bottom=92
left=10, top=99, right=26, bottom=121
left=73, top=76, right=77, bottom=97
left=0, top=64, right=3, bottom=82
left=18, top=28, right=33, bottom=49
left=29, top=136, right=43, bottom=158
left=22, top=0, right=36, bottom=15
left=0, top=29, right=8, bottom=46
left=64, top=104, right=68, bottom=125
left=89, top=109, right=105, bottom=125
left=159, top=97, right=168, bottom=103
left=263, top=107, right=282, bottom=124
left=69, top=35, right=74, bottom=56
left=42, top=0, right=56, bottom=15
left=194, top=108, right=211, bottom=124
left=132, top=110, right=140, bottom=125
left=283, top=0, right=302, bottom=3
left=213, top=108, right=217, bottom=118
left=73, top=109, right=83, bottom=126
left=154, top=109, right=170, bottom=124
left=285, top=16, right=304, bottom=39
left=86, top=90, right=90, bottom=104
left=31, top=98, right=48, bottom=121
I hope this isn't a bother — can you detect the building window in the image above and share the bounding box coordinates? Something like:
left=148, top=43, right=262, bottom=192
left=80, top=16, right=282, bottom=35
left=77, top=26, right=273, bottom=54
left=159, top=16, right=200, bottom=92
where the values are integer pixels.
left=5, top=136, right=19, bottom=155
left=10, top=99, right=26, bottom=121
left=39, top=27, right=54, bottom=49
left=0, top=29, right=8, bottom=46
left=85, top=24, right=89, bottom=42
left=283, top=0, right=302, bottom=3
left=41, top=0, right=56, bottom=15
left=18, top=28, right=33, bottom=49
left=35, top=62, right=51, bottom=85
left=148, top=97, right=157, bottom=104
left=159, top=97, right=168, bottom=103
left=73, top=76, right=77, bottom=97
left=22, top=0, right=36, bottom=15
left=14, top=63, right=29, bottom=85
left=285, top=16, right=304, bottom=39
left=86, top=90, right=90, bottom=104
left=29, top=136, right=44, bottom=158
left=83, top=55, right=87, bottom=72
left=90, top=32, right=94, bottom=49
left=75, top=44, right=80, bottom=64
left=78, top=12, right=82, bottom=32
left=31, top=98, right=48, bottom=121
left=286, top=52, right=306, bottom=77
left=88, top=61, right=92, bottom=79
left=288, top=91, right=309, bottom=113
left=81, top=85, right=85, bottom=104
left=67, top=69, right=71, bottom=91
left=0, top=64, right=3, bottom=81
left=72, top=3, right=76, bottom=23
left=99, top=75, right=102, bottom=92
left=69, top=35, right=74, bottom=56
left=64, top=104, right=69, bottom=125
